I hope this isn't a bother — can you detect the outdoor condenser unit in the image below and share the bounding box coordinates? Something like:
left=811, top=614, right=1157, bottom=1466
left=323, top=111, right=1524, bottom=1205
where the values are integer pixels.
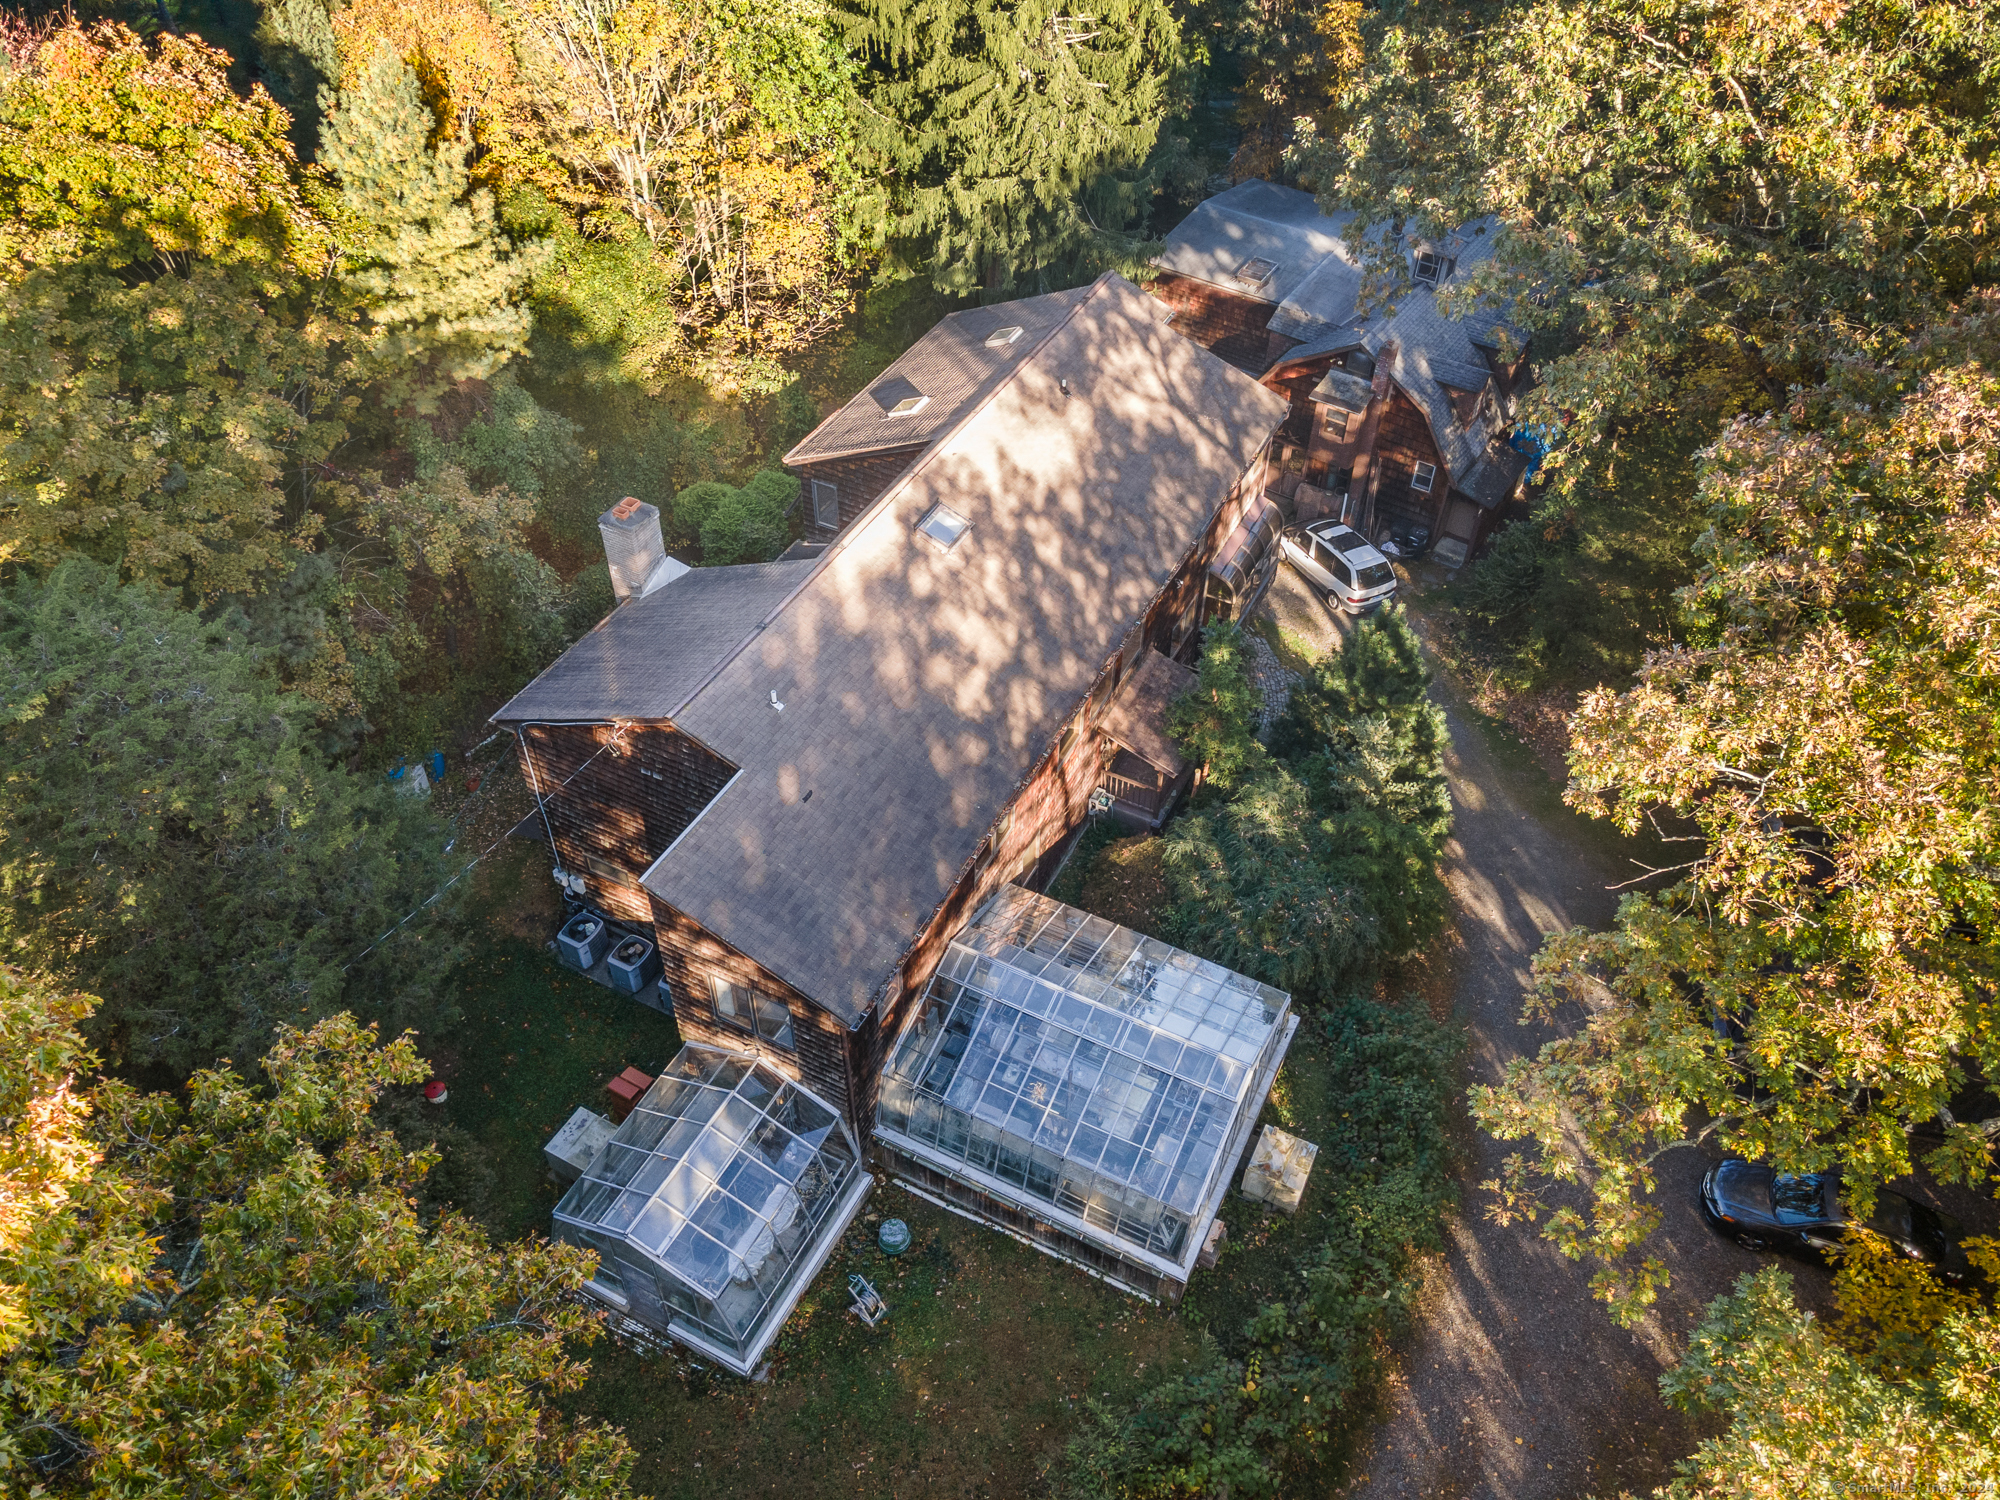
left=606, top=936, right=661, bottom=996
left=558, top=912, right=612, bottom=970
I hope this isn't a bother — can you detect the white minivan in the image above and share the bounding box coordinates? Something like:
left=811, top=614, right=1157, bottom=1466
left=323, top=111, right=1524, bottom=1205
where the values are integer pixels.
left=1279, top=521, right=1399, bottom=613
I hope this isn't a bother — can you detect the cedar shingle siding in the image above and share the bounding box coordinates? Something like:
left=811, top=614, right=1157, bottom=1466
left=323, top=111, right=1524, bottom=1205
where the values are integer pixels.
left=1150, top=273, right=1295, bottom=374
left=648, top=896, right=859, bottom=1127
left=795, top=446, right=924, bottom=533
left=1370, top=386, right=1447, bottom=538
left=517, top=722, right=735, bottom=921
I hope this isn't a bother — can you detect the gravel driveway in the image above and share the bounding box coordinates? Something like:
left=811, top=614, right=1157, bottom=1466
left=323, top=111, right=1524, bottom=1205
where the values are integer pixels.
left=1253, top=563, right=1799, bottom=1498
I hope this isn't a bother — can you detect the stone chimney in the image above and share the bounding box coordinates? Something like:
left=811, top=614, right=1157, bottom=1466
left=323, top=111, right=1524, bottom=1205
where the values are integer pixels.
left=599, top=497, right=687, bottom=603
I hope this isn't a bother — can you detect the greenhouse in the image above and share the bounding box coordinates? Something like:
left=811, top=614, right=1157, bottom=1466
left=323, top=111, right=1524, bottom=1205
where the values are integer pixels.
left=553, top=1044, right=870, bottom=1374
left=875, top=885, right=1297, bottom=1299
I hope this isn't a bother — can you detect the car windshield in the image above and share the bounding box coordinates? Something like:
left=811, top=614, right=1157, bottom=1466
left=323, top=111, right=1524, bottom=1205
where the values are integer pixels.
left=1356, top=562, right=1395, bottom=590
left=1771, top=1174, right=1829, bottom=1224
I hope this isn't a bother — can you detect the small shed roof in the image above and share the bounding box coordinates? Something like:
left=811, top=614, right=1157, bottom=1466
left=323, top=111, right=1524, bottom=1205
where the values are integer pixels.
left=1098, top=648, right=1197, bottom=777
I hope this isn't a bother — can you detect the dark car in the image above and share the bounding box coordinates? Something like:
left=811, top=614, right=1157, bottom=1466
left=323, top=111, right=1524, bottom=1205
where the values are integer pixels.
left=1700, top=1158, right=1972, bottom=1285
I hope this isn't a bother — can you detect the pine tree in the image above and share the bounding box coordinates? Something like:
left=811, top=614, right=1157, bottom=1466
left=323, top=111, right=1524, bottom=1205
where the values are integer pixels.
left=319, top=46, right=544, bottom=412
left=837, top=0, right=1186, bottom=295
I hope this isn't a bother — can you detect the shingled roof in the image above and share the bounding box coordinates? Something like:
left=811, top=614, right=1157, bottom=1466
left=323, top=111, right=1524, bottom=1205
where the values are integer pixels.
left=784, top=287, right=1093, bottom=466
left=491, top=561, right=816, bottom=724
left=642, top=274, right=1288, bottom=1024
left=1153, top=181, right=1356, bottom=311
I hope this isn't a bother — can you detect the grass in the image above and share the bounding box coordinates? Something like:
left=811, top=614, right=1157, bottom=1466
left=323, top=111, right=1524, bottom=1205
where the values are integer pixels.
left=437, top=933, right=683, bottom=1240
left=565, top=1191, right=1203, bottom=1499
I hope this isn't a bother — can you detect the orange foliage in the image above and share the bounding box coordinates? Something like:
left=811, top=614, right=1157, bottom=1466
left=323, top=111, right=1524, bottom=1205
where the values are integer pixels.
left=333, top=0, right=520, bottom=144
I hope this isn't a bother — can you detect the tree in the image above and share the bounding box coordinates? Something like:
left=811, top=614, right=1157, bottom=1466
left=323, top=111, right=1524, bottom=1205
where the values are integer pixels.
left=0, top=560, right=467, bottom=1076
left=672, top=467, right=795, bottom=563
left=1164, top=611, right=1451, bottom=993
left=1167, top=619, right=1268, bottom=793
left=1471, top=300, right=2000, bottom=1320
left=510, top=0, right=862, bottom=381
left=838, top=0, right=1186, bottom=295
left=0, top=992, right=638, bottom=1495
left=1297, top=0, right=2000, bottom=477
left=1654, top=1267, right=2000, bottom=1500
left=320, top=44, right=544, bottom=414
left=0, top=23, right=337, bottom=596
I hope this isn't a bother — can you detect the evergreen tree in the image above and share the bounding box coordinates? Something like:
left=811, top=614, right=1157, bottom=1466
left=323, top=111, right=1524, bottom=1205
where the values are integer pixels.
left=0, top=561, right=466, bottom=1076
left=320, top=46, right=544, bottom=413
left=837, top=0, right=1187, bottom=294
left=1166, top=618, right=1267, bottom=793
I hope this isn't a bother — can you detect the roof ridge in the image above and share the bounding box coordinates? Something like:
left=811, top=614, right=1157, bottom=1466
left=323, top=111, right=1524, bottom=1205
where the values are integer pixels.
left=660, top=272, right=1121, bottom=723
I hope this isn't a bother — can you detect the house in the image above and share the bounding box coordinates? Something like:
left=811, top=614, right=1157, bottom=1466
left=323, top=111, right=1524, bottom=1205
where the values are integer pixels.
left=1152, top=180, right=1534, bottom=567
left=494, top=272, right=1298, bottom=1367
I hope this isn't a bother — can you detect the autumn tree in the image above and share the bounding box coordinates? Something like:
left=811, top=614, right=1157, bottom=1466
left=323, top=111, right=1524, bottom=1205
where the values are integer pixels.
left=0, top=989, right=637, bottom=1495
left=1472, top=300, right=2000, bottom=1319
left=511, top=0, right=862, bottom=381
left=838, top=0, right=1186, bottom=295
left=1298, top=0, right=2000, bottom=475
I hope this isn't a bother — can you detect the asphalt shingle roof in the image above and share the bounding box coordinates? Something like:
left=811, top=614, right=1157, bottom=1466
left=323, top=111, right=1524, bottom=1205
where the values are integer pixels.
left=1153, top=181, right=1356, bottom=310
left=644, top=274, right=1288, bottom=1025
left=490, top=561, right=817, bottom=724
left=783, top=288, right=1093, bottom=466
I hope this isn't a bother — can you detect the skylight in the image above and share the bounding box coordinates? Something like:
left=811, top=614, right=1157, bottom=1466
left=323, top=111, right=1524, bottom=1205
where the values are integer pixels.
left=871, top=374, right=929, bottom=417
left=985, top=325, right=1025, bottom=347
left=916, top=503, right=971, bottom=550
left=1235, top=256, right=1279, bottom=286
left=888, top=394, right=930, bottom=416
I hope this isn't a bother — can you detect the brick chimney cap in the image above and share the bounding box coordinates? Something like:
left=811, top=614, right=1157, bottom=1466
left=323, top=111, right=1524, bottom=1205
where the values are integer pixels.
left=612, top=496, right=643, bottom=521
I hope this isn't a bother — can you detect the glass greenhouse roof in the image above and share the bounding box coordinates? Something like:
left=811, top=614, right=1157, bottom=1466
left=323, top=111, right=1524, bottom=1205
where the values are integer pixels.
left=553, top=1045, right=860, bottom=1366
left=877, top=886, right=1292, bottom=1272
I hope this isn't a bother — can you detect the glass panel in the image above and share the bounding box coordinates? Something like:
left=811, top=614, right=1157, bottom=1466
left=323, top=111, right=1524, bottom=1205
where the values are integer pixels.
left=752, top=993, right=795, bottom=1049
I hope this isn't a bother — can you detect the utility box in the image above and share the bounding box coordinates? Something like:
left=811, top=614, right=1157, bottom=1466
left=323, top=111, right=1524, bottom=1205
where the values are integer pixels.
left=558, top=912, right=612, bottom=970
left=1240, top=1125, right=1318, bottom=1214
left=545, top=1107, right=615, bottom=1186
left=606, top=935, right=661, bottom=995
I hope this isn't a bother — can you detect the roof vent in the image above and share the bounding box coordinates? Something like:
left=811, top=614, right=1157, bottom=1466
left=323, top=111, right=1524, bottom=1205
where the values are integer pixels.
left=1235, top=256, right=1279, bottom=287
left=916, top=503, right=970, bottom=551
left=985, top=325, right=1024, bottom=347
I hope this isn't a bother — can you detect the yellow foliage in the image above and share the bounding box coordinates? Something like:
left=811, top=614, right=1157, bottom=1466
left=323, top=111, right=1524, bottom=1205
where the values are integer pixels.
left=1829, top=1226, right=1998, bottom=1371
left=333, top=0, right=521, bottom=145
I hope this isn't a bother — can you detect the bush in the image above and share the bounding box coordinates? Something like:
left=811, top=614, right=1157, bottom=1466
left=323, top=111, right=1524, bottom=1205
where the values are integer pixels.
left=1167, top=620, right=1267, bottom=794
left=673, top=468, right=795, bottom=565
left=1056, top=998, right=1461, bottom=1498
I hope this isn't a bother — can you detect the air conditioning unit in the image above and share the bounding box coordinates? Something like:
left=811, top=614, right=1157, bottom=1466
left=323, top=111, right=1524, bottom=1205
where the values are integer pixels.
left=558, top=912, right=612, bottom=970
left=606, top=936, right=662, bottom=996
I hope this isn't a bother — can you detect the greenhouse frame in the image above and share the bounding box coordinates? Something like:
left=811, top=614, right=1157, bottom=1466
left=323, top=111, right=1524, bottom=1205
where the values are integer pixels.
left=553, top=1044, right=871, bottom=1374
left=875, top=885, right=1297, bottom=1299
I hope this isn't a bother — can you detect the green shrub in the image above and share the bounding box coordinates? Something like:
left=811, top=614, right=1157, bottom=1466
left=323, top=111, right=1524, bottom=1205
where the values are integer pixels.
left=1055, top=998, right=1461, bottom=1498
left=1167, top=620, right=1267, bottom=794
left=673, top=468, right=795, bottom=565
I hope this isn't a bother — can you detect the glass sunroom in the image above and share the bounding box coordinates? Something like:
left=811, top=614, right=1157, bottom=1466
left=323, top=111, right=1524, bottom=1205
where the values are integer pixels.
left=875, top=886, right=1297, bottom=1299
left=553, top=1045, right=870, bottom=1374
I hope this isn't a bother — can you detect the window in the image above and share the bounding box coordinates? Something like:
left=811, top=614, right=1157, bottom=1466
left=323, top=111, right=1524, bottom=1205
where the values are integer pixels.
left=872, top=375, right=928, bottom=417
left=916, top=503, right=971, bottom=550
left=1413, top=250, right=1441, bottom=285
left=710, top=976, right=753, bottom=1034
left=1323, top=407, right=1351, bottom=441
left=888, top=394, right=930, bottom=416
left=710, top=977, right=795, bottom=1050
left=1235, top=256, right=1279, bottom=287
left=811, top=479, right=839, bottom=529
left=1411, top=461, right=1437, bottom=493
left=985, top=325, right=1024, bottom=347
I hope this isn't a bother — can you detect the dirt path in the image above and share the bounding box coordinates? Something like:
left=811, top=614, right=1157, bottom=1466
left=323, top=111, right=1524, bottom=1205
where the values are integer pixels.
left=1250, top=565, right=1790, bottom=1498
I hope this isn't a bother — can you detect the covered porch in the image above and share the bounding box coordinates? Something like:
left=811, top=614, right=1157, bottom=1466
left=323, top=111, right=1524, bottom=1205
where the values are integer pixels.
left=1096, top=648, right=1199, bottom=830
